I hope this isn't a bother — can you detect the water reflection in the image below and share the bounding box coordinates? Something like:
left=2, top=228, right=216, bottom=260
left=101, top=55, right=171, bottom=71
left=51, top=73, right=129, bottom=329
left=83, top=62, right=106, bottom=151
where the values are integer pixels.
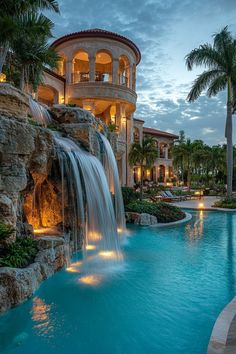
left=31, top=297, right=52, bottom=337
left=185, top=210, right=204, bottom=240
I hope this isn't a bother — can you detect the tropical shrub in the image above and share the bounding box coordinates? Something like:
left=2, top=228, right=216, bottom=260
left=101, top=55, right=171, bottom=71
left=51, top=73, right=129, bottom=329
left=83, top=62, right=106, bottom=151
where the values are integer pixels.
left=0, top=223, right=14, bottom=240
left=122, top=187, right=140, bottom=206
left=126, top=201, right=185, bottom=223
left=213, top=197, right=236, bottom=209
left=0, top=237, right=38, bottom=268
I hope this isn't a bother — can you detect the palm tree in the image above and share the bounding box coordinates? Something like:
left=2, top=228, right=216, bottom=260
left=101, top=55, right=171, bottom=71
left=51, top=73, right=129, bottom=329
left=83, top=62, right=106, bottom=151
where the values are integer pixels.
left=185, top=26, right=236, bottom=196
left=11, top=13, right=59, bottom=91
left=0, top=0, right=59, bottom=72
left=129, top=137, right=158, bottom=200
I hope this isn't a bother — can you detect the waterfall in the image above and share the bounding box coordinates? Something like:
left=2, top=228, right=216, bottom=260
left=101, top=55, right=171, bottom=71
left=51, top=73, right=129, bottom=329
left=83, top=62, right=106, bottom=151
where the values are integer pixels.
left=55, top=136, right=122, bottom=268
left=98, top=133, right=126, bottom=233
left=29, top=97, right=52, bottom=126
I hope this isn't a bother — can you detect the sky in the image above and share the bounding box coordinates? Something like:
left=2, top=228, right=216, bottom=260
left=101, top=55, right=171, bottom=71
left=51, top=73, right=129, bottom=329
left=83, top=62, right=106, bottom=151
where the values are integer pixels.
left=47, top=0, right=236, bottom=145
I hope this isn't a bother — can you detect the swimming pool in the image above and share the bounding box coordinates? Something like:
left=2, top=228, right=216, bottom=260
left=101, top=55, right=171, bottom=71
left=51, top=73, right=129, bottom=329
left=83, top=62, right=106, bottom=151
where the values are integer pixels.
left=0, top=210, right=236, bottom=354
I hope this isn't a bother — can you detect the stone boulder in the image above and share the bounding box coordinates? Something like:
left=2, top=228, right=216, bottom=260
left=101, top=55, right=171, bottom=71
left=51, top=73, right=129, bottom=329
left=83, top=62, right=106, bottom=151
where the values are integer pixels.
left=0, top=83, right=30, bottom=120
left=126, top=212, right=158, bottom=226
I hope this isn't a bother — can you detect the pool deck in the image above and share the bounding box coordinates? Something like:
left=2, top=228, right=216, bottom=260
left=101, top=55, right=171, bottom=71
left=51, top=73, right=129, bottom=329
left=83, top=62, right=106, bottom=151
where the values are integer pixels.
left=207, top=297, right=236, bottom=354
left=172, top=196, right=236, bottom=212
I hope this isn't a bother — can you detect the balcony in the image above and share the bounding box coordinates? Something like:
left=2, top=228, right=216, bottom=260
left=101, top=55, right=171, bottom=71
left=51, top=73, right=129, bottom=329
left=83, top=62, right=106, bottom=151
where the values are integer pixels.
left=71, top=72, right=111, bottom=84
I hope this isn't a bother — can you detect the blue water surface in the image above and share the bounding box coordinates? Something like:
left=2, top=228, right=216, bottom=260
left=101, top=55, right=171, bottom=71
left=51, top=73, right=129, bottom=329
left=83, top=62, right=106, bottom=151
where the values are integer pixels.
left=0, top=210, right=236, bottom=354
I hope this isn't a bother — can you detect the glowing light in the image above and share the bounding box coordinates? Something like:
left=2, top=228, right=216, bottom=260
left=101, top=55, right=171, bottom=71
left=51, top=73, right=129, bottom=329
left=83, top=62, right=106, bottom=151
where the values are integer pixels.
left=99, top=251, right=116, bottom=259
left=117, top=228, right=123, bottom=234
left=198, top=203, right=204, bottom=209
left=71, top=261, right=82, bottom=267
left=66, top=267, right=78, bottom=273
left=33, top=228, right=55, bottom=235
left=79, top=275, right=101, bottom=286
left=86, top=244, right=96, bottom=250
left=0, top=73, right=6, bottom=82
left=89, top=232, right=101, bottom=241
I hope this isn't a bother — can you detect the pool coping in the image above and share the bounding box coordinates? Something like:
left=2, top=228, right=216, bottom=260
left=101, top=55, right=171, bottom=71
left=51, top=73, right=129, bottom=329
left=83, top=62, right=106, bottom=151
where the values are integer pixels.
left=150, top=212, right=192, bottom=228
left=207, top=296, right=236, bottom=354
left=176, top=206, right=236, bottom=212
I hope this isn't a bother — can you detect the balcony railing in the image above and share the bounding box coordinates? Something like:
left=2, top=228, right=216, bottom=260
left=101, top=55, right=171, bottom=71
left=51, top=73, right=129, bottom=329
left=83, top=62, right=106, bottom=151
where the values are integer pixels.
left=71, top=71, right=111, bottom=83
left=72, top=72, right=89, bottom=83
left=119, top=75, right=128, bottom=86
left=95, top=72, right=110, bottom=82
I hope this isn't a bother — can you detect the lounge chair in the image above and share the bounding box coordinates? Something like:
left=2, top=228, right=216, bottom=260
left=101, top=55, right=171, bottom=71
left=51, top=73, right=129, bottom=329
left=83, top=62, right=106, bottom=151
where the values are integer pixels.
left=165, top=190, right=186, bottom=201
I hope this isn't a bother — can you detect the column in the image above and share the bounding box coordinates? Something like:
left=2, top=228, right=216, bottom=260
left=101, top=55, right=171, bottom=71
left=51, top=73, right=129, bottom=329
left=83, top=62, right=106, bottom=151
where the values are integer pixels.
left=89, top=55, right=96, bottom=81
left=66, top=60, right=73, bottom=84
left=112, top=58, right=119, bottom=85
left=129, top=64, right=133, bottom=89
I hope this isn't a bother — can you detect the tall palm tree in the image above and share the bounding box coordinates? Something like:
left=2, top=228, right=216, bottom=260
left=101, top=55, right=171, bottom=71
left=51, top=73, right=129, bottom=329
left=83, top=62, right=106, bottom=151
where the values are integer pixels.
left=0, top=0, right=59, bottom=72
left=185, top=26, right=236, bottom=196
left=129, top=137, right=158, bottom=200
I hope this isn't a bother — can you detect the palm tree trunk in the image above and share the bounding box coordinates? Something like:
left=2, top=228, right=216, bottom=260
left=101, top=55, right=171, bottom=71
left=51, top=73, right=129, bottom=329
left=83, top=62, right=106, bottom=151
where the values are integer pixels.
left=0, top=45, right=8, bottom=73
left=140, top=165, right=144, bottom=201
left=226, top=79, right=233, bottom=196
left=226, top=103, right=233, bottom=196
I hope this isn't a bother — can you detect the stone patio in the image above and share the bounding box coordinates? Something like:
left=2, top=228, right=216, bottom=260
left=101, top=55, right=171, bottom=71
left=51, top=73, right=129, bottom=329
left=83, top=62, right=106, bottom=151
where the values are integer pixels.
left=172, top=196, right=236, bottom=211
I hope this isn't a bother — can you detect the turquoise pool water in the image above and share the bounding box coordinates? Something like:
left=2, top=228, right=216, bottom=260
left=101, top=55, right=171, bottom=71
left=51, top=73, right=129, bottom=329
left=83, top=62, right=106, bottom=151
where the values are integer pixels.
left=1, top=210, right=236, bottom=354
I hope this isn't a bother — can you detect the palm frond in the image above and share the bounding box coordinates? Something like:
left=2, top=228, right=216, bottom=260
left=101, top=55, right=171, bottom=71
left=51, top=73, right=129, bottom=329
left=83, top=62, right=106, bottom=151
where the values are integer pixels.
left=185, top=44, right=225, bottom=71
left=206, top=74, right=227, bottom=97
left=187, top=69, right=223, bottom=102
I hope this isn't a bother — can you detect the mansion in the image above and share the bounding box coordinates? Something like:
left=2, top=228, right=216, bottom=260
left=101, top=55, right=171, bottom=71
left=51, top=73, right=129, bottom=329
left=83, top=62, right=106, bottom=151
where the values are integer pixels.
left=37, top=29, right=177, bottom=186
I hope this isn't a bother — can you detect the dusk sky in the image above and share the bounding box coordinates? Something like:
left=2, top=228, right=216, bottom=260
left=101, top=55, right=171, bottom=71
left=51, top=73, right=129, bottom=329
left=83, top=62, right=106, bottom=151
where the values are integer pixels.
left=48, top=0, right=236, bottom=145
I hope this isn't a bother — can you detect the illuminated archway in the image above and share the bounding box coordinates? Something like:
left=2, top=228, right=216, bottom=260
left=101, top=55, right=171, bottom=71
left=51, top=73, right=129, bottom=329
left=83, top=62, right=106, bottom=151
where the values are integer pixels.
left=118, top=55, right=130, bottom=87
left=73, top=50, right=89, bottom=83
left=95, top=50, right=112, bottom=82
left=38, top=85, right=59, bottom=106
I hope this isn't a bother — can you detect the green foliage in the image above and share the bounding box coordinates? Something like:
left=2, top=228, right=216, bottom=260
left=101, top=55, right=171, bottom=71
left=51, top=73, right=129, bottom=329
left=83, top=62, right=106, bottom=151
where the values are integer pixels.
left=0, top=223, right=14, bottom=240
left=213, top=197, right=236, bottom=209
left=126, top=201, right=185, bottom=223
left=0, top=237, right=38, bottom=268
left=27, top=117, right=43, bottom=127
left=107, top=123, right=117, bottom=132
left=47, top=122, right=59, bottom=131
left=66, top=103, right=76, bottom=107
left=122, top=187, right=140, bottom=206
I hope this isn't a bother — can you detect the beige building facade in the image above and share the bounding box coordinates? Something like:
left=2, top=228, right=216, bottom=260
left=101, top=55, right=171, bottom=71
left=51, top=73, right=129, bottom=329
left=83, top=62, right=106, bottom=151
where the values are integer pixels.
left=37, top=28, right=177, bottom=187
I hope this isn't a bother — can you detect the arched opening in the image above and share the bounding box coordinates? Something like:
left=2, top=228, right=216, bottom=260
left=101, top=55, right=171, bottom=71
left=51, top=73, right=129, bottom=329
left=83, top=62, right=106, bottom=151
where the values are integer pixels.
left=132, top=64, right=136, bottom=90
left=95, top=50, right=112, bottom=82
left=73, top=50, right=89, bottom=83
left=159, top=165, right=165, bottom=183
left=133, top=127, right=140, bottom=143
left=119, top=55, right=130, bottom=87
left=57, top=57, right=66, bottom=77
left=38, top=85, right=59, bottom=106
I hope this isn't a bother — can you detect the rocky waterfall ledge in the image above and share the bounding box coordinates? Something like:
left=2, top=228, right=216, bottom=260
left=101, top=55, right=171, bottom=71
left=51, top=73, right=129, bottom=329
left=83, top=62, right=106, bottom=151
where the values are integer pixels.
left=0, top=236, right=70, bottom=313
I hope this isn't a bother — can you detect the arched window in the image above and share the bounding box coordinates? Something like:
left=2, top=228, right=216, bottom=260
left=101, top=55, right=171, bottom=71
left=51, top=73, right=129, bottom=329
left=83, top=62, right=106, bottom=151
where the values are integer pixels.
left=118, top=55, right=130, bottom=87
left=95, top=50, right=112, bottom=82
left=73, top=50, right=89, bottom=83
left=159, top=165, right=165, bottom=183
left=38, top=85, right=59, bottom=106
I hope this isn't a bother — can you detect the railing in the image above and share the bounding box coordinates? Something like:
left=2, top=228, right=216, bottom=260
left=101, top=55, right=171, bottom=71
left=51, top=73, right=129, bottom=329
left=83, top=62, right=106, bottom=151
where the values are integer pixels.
left=71, top=72, right=111, bottom=83
left=95, top=72, right=110, bottom=82
left=72, top=72, right=89, bottom=83
left=118, top=74, right=128, bottom=86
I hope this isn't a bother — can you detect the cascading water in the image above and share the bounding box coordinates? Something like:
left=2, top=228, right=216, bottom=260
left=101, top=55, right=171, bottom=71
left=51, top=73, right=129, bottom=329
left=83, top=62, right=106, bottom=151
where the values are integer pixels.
left=54, top=136, right=122, bottom=275
left=98, top=133, right=126, bottom=233
left=29, top=97, right=52, bottom=126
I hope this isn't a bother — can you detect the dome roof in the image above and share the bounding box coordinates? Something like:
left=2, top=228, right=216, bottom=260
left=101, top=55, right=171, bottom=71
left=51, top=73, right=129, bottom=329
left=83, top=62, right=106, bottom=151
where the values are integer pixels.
left=51, top=28, right=141, bottom=64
